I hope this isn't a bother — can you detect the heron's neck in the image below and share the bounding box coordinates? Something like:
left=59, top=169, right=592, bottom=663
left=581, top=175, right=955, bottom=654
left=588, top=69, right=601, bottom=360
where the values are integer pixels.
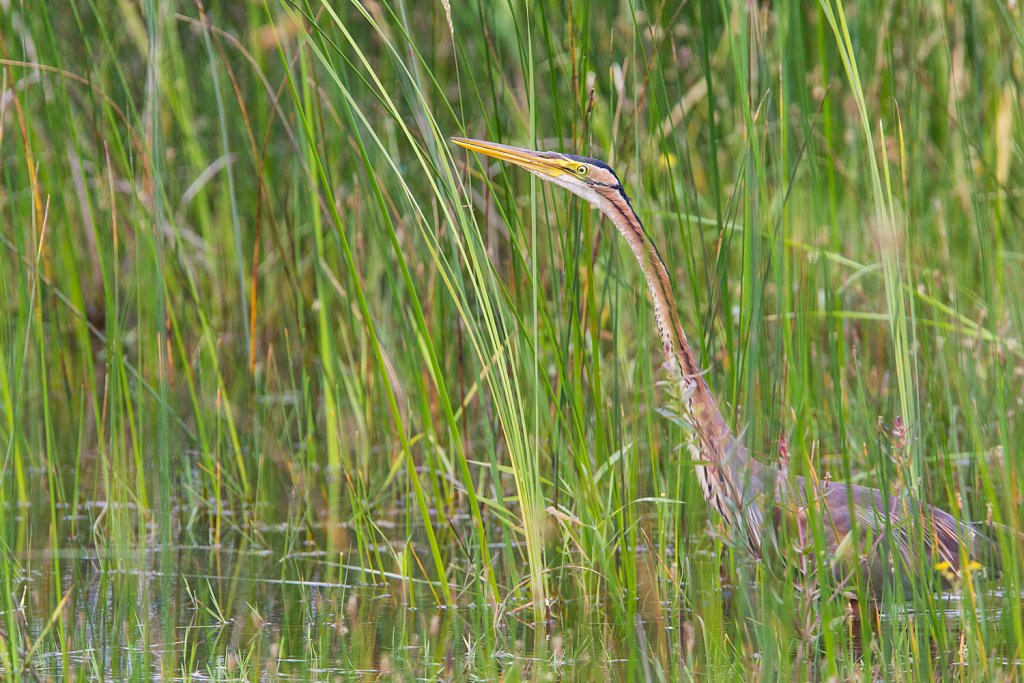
left=597, top=192, right=737, bottom=466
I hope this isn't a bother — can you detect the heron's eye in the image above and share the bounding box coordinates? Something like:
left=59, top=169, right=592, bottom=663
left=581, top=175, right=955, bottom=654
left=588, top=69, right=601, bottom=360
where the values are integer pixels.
left=576, top=165, right=588, bottom=175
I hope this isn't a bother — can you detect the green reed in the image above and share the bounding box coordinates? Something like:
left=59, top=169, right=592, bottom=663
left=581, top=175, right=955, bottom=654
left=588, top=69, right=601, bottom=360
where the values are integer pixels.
left=0, top=0, right=1021, bottom=679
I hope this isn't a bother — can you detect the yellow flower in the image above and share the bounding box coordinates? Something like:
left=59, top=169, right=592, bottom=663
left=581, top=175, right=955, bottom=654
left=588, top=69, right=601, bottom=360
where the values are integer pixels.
left=933, top=561, right=955, bottom=582
left=933, top=560, right=985, bottom=582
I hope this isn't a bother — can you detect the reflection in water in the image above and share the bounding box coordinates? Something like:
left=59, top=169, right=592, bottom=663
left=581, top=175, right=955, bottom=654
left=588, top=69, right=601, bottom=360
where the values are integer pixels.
left=6, top=499, right=1020, bottom=680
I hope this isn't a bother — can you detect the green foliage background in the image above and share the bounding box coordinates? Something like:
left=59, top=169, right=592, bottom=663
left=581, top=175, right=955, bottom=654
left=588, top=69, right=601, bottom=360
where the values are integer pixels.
left=1, top=0, right=1022, bottom=679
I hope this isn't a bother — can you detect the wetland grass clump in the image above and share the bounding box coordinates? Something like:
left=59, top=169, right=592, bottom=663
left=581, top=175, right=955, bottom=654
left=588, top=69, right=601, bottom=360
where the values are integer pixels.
left=1, top=0, right=1022, bottom=679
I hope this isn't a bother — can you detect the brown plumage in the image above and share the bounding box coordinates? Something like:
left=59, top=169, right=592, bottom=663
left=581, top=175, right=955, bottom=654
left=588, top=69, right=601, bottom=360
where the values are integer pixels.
left=452, top=137, right=998, bottom=596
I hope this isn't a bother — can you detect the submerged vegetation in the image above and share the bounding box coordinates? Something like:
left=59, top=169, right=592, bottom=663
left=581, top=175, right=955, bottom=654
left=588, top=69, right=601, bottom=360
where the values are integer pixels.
left=1, top=0, right=1023, bottom=679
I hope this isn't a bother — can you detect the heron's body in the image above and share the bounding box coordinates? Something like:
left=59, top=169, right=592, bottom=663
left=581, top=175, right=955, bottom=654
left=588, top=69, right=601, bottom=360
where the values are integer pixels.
left=452, top=137, right=997, bottom=596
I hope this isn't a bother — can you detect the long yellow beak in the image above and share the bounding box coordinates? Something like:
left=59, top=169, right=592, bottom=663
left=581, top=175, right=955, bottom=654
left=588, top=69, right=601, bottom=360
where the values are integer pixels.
left=451, top=137, right=568, bottom=178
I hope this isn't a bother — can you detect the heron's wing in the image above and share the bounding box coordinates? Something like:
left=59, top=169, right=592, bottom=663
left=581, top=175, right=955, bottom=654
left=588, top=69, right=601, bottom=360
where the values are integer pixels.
left=810, top=482, right=997, bottom=589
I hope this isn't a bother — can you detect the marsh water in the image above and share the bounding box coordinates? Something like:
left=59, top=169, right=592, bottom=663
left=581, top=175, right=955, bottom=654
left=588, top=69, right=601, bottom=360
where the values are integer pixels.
left=12, top=504, right=679, bottom=680
left=9, top=491, right=1016, bottom=681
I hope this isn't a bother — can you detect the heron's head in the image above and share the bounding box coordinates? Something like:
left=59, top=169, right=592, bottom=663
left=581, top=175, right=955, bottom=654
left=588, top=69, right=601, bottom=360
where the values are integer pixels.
left=452, top=137, right=626, bottom=212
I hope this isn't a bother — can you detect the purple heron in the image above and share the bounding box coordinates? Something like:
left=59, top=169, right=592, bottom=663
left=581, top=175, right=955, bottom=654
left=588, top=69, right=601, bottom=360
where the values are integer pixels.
left=452, top=136, right=998, bottom=595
